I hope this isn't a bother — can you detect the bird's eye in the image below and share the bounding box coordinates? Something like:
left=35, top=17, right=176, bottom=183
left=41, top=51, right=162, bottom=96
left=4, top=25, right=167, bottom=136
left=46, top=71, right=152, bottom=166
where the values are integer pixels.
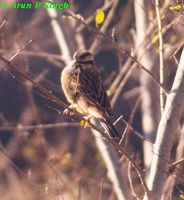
left=79, top=51, right=91, bottom=60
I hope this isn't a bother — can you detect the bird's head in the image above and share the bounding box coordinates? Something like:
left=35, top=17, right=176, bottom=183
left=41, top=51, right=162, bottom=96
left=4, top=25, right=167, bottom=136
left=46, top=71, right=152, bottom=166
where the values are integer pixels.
left=73, top=50, right=94, bottom=63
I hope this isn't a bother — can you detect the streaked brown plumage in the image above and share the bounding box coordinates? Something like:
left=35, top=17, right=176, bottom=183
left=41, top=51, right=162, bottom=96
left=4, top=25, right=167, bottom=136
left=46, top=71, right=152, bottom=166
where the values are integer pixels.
left=61, top=50, right=120, bottom=138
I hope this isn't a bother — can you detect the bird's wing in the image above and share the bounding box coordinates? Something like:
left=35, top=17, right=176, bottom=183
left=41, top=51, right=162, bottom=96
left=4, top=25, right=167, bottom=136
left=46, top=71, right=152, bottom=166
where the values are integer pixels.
left=71, top=67, right=112, bottom=115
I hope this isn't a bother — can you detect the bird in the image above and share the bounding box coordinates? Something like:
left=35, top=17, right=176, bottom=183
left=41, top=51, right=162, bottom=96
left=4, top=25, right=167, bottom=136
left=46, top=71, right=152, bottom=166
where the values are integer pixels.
left=61, top=49, right=121, bottom=139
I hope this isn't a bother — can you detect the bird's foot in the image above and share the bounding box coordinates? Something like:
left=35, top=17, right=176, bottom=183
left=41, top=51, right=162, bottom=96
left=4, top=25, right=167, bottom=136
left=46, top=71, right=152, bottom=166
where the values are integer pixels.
left=63, top=105, right=76, bottom=116
left=80, top=116, right=91, bottom=127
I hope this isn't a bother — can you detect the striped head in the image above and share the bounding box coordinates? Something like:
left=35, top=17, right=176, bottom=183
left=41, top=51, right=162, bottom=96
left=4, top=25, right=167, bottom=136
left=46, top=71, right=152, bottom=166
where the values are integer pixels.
left=73, top=50, right=94, bottom=64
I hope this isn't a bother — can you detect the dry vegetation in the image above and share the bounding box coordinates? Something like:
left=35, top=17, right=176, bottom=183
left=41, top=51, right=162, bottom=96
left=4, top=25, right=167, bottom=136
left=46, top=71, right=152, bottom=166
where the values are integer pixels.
left=0, top=0, right=184, bottom=200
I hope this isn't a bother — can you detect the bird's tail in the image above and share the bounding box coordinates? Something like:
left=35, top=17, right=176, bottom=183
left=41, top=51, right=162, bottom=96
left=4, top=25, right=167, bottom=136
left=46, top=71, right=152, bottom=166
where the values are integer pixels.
left=100, top=118, right=121, bottom=139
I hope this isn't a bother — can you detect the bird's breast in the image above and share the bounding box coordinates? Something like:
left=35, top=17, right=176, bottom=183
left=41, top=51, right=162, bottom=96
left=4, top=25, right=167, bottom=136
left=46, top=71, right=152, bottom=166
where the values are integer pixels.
left=61, top=65, right=78, bottom=104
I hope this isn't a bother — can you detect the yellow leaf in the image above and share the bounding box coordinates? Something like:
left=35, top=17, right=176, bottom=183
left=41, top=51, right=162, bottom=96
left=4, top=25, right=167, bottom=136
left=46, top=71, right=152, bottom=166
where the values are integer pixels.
left=61, top=153, right=73, bottom=167
left=80, top=119, right=89, bottom=127
left=169, top=5, right=184, bottom=11
left=180, top=194, right=184, bottom=199
left=95, top=9, right=105, bottom=28
left=107, top=88, right=118, bottom=96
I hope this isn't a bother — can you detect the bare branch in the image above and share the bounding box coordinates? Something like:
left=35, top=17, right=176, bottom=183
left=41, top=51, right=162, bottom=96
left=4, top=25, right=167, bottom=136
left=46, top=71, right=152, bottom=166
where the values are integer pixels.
left=0, top=122, right=79, bottom=132
left=155, top=0, right=165, bottom=114
left=47, top=1, right=71, bottom=63
left=9, top=40, right=32, bottom=62
left=128, top=161, right=141, bottom=200
left=145, top=48, right=184, bottom=199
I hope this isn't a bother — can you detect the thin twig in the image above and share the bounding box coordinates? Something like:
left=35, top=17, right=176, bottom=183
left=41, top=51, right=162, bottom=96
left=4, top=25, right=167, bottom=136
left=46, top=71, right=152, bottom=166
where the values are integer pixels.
left=171, top=40, right=184, bottom=58
left=118, top=115, right=153, bottom=144
left=0, top=56, right=68, bottom=108
left=9, top=40, right=32, bottom=62
left=120, top=96, right=141, bottom=145
left=0, top=18, right=6, bottom=29
left=98, top=178, right=104, bottom=200
left=0, top=49, right=64, bottom=63
left=170, top=157, right=184, bottom=168
left=151, top=151, right=184, bottom=178
left=0, top=122, right=79, bottom=132
left=128, top=161, right=141, bottom=200
left=111, top=63, right=136, bottom=107
left=155, top=0, right=165, bottom=115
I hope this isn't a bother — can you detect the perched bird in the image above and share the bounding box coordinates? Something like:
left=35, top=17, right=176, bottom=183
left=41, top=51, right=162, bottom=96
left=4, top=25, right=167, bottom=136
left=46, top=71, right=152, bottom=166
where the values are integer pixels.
left=61, top=49, right=120, bottom=138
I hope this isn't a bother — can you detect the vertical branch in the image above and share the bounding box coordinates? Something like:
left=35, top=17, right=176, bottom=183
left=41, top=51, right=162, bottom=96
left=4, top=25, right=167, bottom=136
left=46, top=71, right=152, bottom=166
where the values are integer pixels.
left=144, top=48, right=184, bottom=200
left=128, top=162, right=141, bottom=200
left=155, top=0, right=165, bottom=115
left=46, top=1, right=71, bottom=63
left=134, top=0, right=155, bottom=175
left=159, top=125, right=184, bottom=200
left=93, top=130, right=133, bottom=200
